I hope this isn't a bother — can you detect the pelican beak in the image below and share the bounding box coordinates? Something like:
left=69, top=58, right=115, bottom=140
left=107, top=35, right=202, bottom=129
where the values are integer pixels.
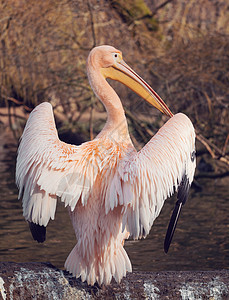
left=101, top=60, right=173, bottom=117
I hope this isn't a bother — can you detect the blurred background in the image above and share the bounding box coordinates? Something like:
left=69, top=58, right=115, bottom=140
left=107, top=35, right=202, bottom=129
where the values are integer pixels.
left=0, top=0, right=228, bottom=272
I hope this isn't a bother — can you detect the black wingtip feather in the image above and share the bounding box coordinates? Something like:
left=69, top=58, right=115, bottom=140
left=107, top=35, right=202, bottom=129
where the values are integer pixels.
left=28, top=221, right=46, bottom=243
left=164, top=202, right=182, bottom=253
left=177, top=174, right=190, bottom=205
left=164, top=174, right=191, bottom=253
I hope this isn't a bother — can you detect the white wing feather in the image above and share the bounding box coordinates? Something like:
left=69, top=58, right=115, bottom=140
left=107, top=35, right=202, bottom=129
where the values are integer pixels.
left=16, top=102, right=195, bottom=238
left=16, top=102, right=99, bottom=226
left=109, top=113, right=196, bottom=239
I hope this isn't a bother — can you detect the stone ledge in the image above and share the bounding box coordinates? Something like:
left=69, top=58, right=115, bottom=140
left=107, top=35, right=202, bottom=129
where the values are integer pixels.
left=0, top=262, right=228, bottom=299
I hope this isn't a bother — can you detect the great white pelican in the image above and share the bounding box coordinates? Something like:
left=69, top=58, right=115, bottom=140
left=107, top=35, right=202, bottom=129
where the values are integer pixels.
left=16, top=45, right=196, bottom=285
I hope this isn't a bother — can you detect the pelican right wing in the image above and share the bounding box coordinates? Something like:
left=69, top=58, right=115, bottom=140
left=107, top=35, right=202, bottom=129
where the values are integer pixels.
left=109, top=113, right=196, bottom=241
left=16, top=102, right=99, bottom=228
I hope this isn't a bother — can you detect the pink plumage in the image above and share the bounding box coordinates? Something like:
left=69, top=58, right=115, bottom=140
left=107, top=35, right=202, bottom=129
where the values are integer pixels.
left=16, top=45, right=195, bottom=285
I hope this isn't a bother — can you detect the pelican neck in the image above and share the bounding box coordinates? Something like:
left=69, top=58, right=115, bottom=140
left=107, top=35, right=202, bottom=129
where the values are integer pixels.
left=87, top=65, right=130, bottom=140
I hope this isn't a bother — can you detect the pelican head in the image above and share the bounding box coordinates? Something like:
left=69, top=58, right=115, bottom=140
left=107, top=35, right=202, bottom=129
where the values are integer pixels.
left=87, top=45, right=173, bottom=117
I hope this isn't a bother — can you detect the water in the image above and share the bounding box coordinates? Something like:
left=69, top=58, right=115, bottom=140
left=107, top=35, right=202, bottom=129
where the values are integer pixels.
left=0, top=131, right=228, bottom=272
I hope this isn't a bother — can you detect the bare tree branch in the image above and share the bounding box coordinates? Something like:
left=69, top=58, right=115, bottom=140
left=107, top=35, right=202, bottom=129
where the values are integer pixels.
left=87, top=0, right=96, bottom=48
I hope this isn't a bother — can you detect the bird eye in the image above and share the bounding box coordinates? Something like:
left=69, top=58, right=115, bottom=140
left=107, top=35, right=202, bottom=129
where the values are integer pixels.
left=113, top=53, right=120, bottom=62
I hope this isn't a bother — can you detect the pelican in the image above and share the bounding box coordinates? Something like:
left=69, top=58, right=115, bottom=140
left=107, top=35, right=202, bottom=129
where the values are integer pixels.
left=16, top=45, right=196, bottom=286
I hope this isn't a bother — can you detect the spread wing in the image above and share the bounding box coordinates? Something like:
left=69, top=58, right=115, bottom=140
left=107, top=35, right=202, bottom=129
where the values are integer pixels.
left=16, top=102, right=99, bottom=228
left=109, top=113, right=196, bottom=240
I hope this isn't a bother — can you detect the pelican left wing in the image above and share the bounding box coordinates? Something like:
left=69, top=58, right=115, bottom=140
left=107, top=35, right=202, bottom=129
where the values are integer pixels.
left=16, top=102, right=99, bottom=228
left=109, top=113, right=196, bottom=241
